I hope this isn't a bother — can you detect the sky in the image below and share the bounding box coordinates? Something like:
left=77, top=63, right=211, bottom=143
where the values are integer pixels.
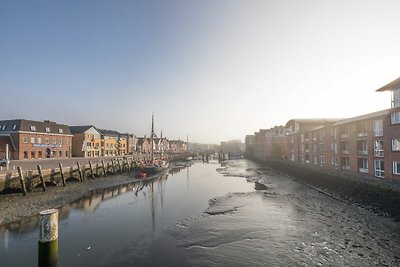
left=1, top=0, right=400, bottom=144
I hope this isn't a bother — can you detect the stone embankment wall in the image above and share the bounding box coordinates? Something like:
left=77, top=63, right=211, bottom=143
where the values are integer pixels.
left=253, top=158, right=400, bottom=221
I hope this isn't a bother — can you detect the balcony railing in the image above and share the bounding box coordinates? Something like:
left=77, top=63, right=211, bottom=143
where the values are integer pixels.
left=357, top=132, right=368, bottom=138
left=359, top=167, right=368, bottom=173
left=340, top=133, right=349, bottom=139
left=342, top=166, right=350, bottom=171
left=358, top=150, right=368, bottom=156
left=373, top=130, right=383, bottom=137
left=374, top=151, right=384, bottom=157
left=341, top=150, right=349, bottom=155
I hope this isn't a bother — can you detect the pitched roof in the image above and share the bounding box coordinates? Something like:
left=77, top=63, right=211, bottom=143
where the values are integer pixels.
left=97, top=129, right=121, bottom=137
left=69, top=125, right=96, bottom=134
left=376, top=76, right=400, bottom=92
left=0, top=119, right=71, bottom=135
left=0, top=136, right=16, bottom=151
left=333, top=109, right=390, bottom=126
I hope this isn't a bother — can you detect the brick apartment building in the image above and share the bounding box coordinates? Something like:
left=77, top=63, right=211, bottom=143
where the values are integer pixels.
left=281, top=76, right=400, bottom=181
left=70, top=125, right=102, bottom=157
left=0, top=119, right=72, bottom=160
left=252, top=126, right=290, bottom=161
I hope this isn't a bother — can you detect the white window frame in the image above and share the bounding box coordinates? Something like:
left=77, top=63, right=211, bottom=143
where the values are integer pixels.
left=58, top=128, right=63, bottom=134
left=374, top=160, right=384, bottom=178
left=374, top=140, right=384, bottom=157
left=393, top=161, right=400, bottom=175
left=30, top=137, right=35, bottom=144
left=392, top=139, right=400, bottom=151
left=391, top=112, right=400, bottom=124
left=373, top=119, right=383, bottom=137
left=29, top=125, right=36, bottom=131
left=45, top=127, right=51, bottom=132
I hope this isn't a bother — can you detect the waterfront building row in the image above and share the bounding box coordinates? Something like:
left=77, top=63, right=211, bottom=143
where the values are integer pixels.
left=245, top=76, right=400, bottom=181
left=0, top=121, right=187, bottom=160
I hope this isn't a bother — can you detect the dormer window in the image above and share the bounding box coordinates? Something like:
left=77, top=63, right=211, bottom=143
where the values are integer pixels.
left=58, top=129, right=63, bottom=134
left=29, top=125, right=36, bottom=131
left=13, top=125, right=17, bottom=130
left=1, top=125, right=5, bottom=130
left=45, top=127, right=50, bottom=132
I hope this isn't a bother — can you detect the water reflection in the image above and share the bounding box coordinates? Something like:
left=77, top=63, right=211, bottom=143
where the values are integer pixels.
left=0, top=168, right=181, bottom=236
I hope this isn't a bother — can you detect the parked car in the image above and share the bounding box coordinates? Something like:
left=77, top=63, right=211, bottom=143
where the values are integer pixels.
left=0, top=159, right=9, bottom=167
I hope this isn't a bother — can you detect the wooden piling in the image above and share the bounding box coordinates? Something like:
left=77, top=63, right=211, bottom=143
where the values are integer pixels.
left=112, top=159, right=116, bottom=174
left=58, top=163, right=66, bottom=186
left=96, top=163, right=99, bottom=177
left=17, top=166, right=27, bottom=196
left=38, top=209, right=58, bottom=267
left=37, top=165, right=46, bottom=191
left=89, top=161, right=95, bottom=179
left=102, top=160, right=107, bottom=177
left=77, top=162, right=83, bottom=182
left=117, top=158, right=122, bottom=173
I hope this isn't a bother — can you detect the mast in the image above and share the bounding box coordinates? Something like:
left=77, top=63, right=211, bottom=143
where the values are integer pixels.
left=151, top=113, right=154, bottom=161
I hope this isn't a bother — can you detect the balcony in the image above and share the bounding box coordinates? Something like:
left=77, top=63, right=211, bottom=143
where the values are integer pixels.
left=340, top=133, right=349, bottom=139
left=359, top=168, right=368, bottom=173
left=373, top=130, right=383, bottom=137
left=342, top=166, right=350, bottom=171
left=341, top=150, right=349, bottom=155
left=356, top=132, right=368, bottom=138
left=312, top=137, right=317, bottom=142
left=305, top=149, right=310, bottom=153
left=357, top=150, right=368, bottom=156
left=374, top=151, right=384, bottom=157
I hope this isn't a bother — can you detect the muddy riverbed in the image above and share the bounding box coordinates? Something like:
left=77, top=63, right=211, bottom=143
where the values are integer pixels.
left=1, top=159, right=399, bottom=266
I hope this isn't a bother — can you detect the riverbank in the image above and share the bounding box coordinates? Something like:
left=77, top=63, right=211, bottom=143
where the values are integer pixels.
left=258, top=159, right=400, bottom=221
left=0, top=172, right=147, bottom=225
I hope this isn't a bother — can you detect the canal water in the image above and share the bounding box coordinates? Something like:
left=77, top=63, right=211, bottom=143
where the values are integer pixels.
left=1, top=159, right=400, bottom=266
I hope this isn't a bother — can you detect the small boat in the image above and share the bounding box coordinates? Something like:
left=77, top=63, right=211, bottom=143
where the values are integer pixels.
left=137, top=172, right=147, bottom=178
left=142, top=160, right=169, bottom=174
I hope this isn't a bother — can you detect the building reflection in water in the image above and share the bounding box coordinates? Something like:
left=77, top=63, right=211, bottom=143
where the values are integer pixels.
left=0, top=165, right=189, bottom=236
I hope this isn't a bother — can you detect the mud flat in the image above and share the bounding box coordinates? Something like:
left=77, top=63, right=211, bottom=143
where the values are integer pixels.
left=260, top=159, right=400, bottom=221
left=0, top=173, right=148, bottom=225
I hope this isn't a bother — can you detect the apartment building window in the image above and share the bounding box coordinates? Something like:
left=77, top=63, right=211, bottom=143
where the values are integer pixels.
left=46, top=138, right=50, bottom=144
left=374, top=160, right=384, bottom=178
left=45, top=127, right=51, bottom=132
left=38, top=150, right=43, bottom=158
left=23, top=149, right=28, bottom=159
left=373, top=119, right=383, bottom=137
left=30, top=137, right=35, bottom=144
left=23, top=137, right=28, bottom=144
left=358, top=158, right=368, bottom=173
left=37, top=137, right=42, bottom=144
left=59, top=139, right=62, bottom=144
left=31, top=149, right=35, bottom=158
left=13, top=125, right=16, bottom=130
left=393, top=89, right=400, bottom=108
left=392, top=139, right=400, bottom=151
left=305, top=154, right=310, bottom=164
left=393, top=162, right=400, bottom=175
left=313, top=155, right=318, bottom=165
left=58, top=129, right=63, bottom=134
left=320, top=155, right=326, bottom=165
left=59, top=150, right=62, bottom=157
left=66, top=139, right=69, bottom=145
left=341, top=157, right=350, bottom=170
left=29, top=125, right=36, bottom=131
left=319, top=130, right=324, bottom=140
left=66, top=150, right=69, bottom=158
left=391, top=112, right=400, bottom=124
left=53, top=138, right=57, bottom=144
left=301, top=134, right=304, bottom=143
left=374, top=140, right=384, bottom=157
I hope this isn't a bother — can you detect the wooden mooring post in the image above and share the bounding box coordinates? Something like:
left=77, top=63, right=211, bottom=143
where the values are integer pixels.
left=117, top=158, right=122, bottom=173
left=17, top=166, right=27, bottom=196
left=102, top=159, right=107, bottom=177
left=38, top=209, right=58, bottom=267
left=112, top=159, right=116, bottom=174
left=77, top=162, right=83, bottom=182
left=89, top=161, right=95, bottom=179
left=96, top=163, right=99, bottom=177
left=59, top=163, right=66, bottom=186
left=37, top=165, right=46, bottom=191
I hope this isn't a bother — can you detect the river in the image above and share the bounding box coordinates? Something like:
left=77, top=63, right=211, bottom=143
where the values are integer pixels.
left=1, top=159, right=400, bottom=266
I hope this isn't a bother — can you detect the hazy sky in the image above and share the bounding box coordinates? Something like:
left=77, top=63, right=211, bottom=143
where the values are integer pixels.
left=1, top=1, right=400, bottom=143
